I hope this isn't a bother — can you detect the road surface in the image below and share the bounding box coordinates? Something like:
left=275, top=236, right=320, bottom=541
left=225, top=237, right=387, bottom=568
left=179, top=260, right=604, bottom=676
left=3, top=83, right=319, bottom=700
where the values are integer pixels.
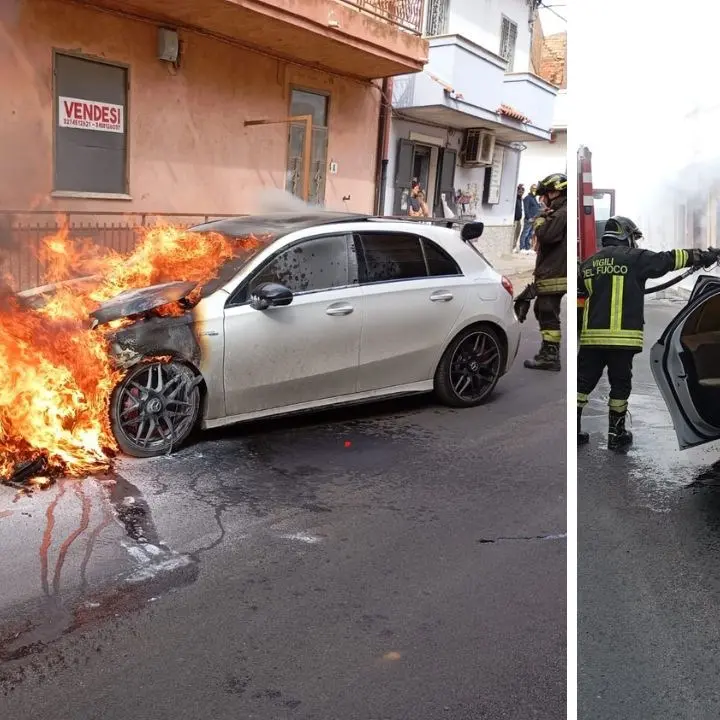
left=1, top=309, right=566, bottom=720
left=579, top=300, right=720, bottom=719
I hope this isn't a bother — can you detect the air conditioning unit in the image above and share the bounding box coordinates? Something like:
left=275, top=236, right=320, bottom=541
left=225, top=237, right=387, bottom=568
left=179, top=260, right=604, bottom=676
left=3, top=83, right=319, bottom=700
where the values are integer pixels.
left=461, top=129, right=495, bottom=166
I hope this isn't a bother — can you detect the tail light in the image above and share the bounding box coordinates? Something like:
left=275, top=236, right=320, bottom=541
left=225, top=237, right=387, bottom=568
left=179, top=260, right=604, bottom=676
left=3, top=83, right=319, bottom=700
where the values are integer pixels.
left=501, top=276, right=513, bottom=296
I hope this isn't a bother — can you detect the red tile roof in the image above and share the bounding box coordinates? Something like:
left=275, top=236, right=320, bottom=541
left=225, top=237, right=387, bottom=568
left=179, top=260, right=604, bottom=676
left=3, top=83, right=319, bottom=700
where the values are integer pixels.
left=498, top=104, right=531, bottom=124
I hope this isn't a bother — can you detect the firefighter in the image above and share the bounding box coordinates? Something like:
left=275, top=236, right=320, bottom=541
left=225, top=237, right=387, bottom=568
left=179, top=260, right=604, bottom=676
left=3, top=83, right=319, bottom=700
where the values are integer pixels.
left=523, top=173, right=568, bottom=372
left=577, top=215, right=720, bottom=449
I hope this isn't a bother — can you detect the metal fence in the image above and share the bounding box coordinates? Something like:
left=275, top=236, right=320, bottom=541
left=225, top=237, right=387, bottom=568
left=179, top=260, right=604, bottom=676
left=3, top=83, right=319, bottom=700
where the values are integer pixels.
left=0, top=211, right=242, bottom=291
left=338, top=0, right=425, bottom=34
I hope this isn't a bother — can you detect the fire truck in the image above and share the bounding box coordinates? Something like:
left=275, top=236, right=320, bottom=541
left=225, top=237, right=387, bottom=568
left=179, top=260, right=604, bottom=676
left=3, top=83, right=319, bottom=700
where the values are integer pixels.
left=577, top=145, right=615, bottom=261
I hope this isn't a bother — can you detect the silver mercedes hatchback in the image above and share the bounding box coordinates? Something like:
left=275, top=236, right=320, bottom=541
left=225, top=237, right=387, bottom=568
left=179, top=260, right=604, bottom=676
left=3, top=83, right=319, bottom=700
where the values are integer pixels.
left=67, top=212, right=521, bottom=457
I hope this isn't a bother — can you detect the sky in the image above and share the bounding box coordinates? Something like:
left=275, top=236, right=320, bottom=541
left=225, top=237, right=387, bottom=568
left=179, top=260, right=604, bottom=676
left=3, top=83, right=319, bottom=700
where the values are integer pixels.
left=538, top=3, right=566, bottom=36
left=573, top=0, right=720, bottom=220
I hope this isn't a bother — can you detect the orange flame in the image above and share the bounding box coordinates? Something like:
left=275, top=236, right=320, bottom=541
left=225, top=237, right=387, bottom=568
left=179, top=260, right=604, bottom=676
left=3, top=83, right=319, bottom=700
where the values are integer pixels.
left=0, top=222, right=262, bottom=482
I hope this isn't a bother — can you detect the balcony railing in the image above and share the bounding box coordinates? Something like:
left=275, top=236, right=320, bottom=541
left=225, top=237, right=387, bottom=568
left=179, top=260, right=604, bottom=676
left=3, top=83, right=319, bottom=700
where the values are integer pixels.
left=337, top=0, right=425, bottom=34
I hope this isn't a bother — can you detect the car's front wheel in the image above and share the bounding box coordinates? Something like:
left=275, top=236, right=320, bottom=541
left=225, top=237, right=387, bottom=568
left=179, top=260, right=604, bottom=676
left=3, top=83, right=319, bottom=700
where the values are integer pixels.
left=110, top=360, right=201, bottom=458
left=434, top=325, right=505, bottom=408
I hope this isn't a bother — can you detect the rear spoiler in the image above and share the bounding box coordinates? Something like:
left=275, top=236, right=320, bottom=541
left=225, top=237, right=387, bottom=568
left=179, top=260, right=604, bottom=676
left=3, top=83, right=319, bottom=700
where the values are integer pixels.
left=371, top=215, right=485, bottom=242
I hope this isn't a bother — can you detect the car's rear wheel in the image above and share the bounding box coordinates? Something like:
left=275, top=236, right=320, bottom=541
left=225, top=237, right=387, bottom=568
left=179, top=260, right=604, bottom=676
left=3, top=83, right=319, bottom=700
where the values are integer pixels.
left=110, top=360, right=201, bottom=458
left=434, top=325, right=505, bottom=408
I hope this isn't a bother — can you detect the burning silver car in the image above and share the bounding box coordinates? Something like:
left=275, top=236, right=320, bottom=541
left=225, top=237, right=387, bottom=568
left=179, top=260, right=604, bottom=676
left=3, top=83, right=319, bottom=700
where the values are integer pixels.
left=20, top=211, right=520, bottom=459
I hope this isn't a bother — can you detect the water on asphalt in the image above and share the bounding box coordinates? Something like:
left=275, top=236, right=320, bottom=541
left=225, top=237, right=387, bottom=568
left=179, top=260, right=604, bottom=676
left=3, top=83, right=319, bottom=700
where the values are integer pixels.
left=1, top=309, right=567, bottom=720
left=579, top=301, right=720, bottom=719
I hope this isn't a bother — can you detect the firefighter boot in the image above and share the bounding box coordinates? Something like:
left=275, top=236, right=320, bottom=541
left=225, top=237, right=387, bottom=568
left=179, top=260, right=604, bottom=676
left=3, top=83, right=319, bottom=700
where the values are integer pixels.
left=578, top=407, right=589, bottom=446
left=608, top=410, right=633, bottom=450
left=524, top=341, right=561, bottom=371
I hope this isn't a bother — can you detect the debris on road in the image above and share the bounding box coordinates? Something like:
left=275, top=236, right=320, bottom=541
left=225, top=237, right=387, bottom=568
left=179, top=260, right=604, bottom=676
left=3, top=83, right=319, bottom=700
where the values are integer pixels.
left=0, top=455, right=53, bottom=492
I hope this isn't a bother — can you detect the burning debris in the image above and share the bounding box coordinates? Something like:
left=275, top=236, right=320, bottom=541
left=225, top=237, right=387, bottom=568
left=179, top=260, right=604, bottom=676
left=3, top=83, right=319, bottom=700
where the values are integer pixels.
left=0, top=220, right=262, bottom=486
left=0, top=455, right=51, bottom=491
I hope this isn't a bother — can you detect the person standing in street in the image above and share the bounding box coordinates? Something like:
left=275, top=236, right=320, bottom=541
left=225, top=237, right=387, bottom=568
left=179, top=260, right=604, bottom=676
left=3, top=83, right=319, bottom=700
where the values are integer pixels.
left=523, top=173, right=567, bottom=372
left=577, top=215, right=720, bottom=449
left=520, top=184, right=541, bottom=253
left=512, top=184, right=524, bottom=252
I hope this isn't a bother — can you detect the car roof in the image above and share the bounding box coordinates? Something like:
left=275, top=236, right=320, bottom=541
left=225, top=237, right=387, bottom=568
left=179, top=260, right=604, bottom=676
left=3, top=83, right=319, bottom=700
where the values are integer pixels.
left=190, top=212, right=369, bottom=237
left=190, top=211, right=479, bottom=239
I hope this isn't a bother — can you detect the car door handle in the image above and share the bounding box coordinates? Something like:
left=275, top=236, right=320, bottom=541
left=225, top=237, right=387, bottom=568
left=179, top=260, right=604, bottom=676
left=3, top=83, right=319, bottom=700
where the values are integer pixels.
left=326, top=302, right=354, bottom=316
left=430, top=290, right=454, bottom=302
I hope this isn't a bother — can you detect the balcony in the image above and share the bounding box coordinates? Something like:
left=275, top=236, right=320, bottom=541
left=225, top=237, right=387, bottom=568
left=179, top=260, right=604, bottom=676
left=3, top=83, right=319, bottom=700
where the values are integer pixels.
left=89, top=0, right=429, bottom=78
left=502, top=73, right=558, bottom=135
left=392, top=34, right=557, bottom=141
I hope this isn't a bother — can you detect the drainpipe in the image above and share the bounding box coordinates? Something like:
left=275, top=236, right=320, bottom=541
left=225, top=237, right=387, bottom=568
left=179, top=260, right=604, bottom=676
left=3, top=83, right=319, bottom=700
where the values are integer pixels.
left=374, top=77, right=393, bottom=216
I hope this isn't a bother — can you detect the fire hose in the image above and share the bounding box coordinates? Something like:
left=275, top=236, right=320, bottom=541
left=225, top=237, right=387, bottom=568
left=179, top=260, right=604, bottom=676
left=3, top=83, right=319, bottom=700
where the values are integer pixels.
left=643, top=263, right=715, bottom=294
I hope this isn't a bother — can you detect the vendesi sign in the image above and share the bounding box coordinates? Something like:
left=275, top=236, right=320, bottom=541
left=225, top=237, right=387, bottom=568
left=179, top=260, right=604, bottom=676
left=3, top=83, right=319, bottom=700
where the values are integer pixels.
left=58, top=96, right=124, bottom=133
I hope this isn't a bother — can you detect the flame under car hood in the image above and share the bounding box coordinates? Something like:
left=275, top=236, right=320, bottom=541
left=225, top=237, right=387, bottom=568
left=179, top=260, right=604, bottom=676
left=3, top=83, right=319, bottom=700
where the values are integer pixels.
left=17, top=278, right=197, bottom=325
left=89, top=281, right=198, bottom=325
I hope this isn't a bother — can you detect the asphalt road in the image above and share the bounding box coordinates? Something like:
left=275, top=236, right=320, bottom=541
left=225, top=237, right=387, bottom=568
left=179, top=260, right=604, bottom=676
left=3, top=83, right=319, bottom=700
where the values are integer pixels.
left=579, top=301, right=720, bottom=719
left=0, top=309, right=566, bottom=720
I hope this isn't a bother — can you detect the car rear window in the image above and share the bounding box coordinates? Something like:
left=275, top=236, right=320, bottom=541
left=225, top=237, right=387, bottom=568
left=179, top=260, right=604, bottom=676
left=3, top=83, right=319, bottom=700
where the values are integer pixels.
left=421, top=239, right=462, bottom=277
left=356, top=232, right=461, bottom=284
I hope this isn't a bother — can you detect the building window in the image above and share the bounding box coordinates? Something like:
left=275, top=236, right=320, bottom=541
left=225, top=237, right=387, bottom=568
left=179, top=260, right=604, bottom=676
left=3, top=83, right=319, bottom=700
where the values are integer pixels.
left=500, top=16, right=518, bottom=71
left=53, top=52, right=128, bottom=195
left=286, top=89, right=329, bottom=206
left=425, top=0, right=449, bottom=36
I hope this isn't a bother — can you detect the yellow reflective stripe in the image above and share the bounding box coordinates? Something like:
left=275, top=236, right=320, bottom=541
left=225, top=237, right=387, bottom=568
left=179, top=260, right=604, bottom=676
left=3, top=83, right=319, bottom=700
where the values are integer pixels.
left=580, top=335, right=644, bottom=348
left=674, top=248, right=688, bottom=270
left=609, top=275, right=624, bottom=332
left=541, top=330, right=562, bottom=342
left=582, top=328, right=643, bottom=339
left=582, top=278, right=593, bottom=333
left=577, top=392, right=589, bottom=407
left=609, top=398, right=628, bottom=411
left=536, top=278, right=567, bottom=292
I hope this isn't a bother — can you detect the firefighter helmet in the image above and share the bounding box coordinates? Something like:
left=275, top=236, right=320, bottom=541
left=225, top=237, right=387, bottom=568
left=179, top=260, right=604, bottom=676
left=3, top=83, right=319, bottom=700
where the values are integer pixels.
left=536, top=173, right=567, bottom=196
left=601, top=215, right=643, bottom=248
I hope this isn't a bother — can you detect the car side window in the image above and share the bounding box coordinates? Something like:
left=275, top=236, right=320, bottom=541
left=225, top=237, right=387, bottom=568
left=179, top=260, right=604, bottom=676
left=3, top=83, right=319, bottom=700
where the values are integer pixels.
left=356, top=232, right=428, bottom=284
left=249, top=234, right=357, bottom=295
left=421, top=238, right=462, bottom=277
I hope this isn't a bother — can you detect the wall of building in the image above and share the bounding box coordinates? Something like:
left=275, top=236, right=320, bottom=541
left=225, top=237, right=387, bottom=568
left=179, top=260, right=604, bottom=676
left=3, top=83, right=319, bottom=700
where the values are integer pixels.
left=447, top=0, right=532, bottom=72
left=383, top=118, right=451, bottom=215
left=0, top=0, right=381, bottom=214
left=385, top=115, right=519, bottom=253
left=459, top=144, right=520, bottom=255
left=529, top=11, right=544, bottom=74
left=518, top=129, right=566, bottom=190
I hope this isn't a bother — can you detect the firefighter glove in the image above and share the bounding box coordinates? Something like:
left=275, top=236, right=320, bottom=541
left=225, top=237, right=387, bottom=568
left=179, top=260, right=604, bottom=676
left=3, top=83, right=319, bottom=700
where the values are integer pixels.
left=691, top=248, right=720, bottom=268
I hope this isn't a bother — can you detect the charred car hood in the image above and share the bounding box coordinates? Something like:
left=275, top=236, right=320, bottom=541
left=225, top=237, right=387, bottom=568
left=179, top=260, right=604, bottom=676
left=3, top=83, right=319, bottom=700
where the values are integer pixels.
left=17, top=275, right=100, bottom=308
left=90, top=281, right=197, bottom=325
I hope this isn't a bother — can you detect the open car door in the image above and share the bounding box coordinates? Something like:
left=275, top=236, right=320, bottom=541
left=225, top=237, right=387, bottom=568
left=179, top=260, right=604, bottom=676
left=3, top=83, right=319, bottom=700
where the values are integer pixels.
left=650, top=275, right=720, bottom=449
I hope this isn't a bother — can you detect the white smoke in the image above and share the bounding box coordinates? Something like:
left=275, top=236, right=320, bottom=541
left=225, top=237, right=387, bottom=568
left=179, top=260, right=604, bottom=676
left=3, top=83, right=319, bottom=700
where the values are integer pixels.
left=250, top=188, right=318, bottom=214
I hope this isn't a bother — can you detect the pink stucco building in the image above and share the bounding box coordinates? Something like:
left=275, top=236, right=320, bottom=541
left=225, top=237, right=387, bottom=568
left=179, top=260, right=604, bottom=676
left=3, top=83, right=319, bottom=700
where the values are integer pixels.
left=1, top=1, right=427, bottom=255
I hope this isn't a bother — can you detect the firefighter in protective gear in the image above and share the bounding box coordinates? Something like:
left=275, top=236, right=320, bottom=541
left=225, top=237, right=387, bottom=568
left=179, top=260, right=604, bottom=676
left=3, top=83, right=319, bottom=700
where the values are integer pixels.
left=577, top=215, right=720, bottom=449
left=523, top=173, right=567, bottom=372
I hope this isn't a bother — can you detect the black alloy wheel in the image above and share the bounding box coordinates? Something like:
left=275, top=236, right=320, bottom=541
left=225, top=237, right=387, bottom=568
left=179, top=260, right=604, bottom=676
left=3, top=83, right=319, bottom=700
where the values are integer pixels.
left=110, top=361, right=201, bottom=458
left=435, top=326, right=504, bottom=407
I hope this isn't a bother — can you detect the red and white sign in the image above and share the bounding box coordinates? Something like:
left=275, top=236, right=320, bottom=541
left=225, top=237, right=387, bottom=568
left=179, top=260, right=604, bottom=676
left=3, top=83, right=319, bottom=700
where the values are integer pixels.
left=58, top=96, right=124, bottom=133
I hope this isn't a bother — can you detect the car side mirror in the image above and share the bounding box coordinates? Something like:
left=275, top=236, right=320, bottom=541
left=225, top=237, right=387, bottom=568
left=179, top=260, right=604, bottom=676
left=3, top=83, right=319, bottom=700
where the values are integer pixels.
left=461, top=222, right=484, bottom=241
left=250, top=282, right=293, bottom=310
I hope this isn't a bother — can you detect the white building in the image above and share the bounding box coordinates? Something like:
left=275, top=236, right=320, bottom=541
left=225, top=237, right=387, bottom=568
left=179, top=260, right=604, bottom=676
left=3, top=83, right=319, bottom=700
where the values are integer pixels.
left=519, top=89, right=566, bottom=189
left=384, top=0, right=558, bottom=253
